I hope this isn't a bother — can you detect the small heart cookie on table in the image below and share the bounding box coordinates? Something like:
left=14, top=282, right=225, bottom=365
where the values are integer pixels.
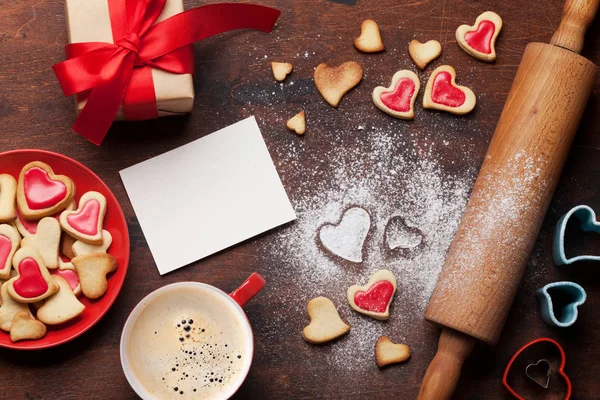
left=21, top=217, right=61, bottom=270
left=423, top=65, right=476, bottom=115
left=17, top=161, right=75, bottom=220
left=72, top=253, right=117, bottom=299
left=9, top=310, right=46, bottom=342
left=286, top=111, right=306, bottom=135
left=408, top=40, right=442, bottom=70
left=456, top=11, right=503, bottom=62
left=0, top=174, right=17, bottom=223
left=60, top=191, right=107, bottom=245
left=314, top=61, right=364, bottom=107
left=375, top=336, right=410, bottom=368
left=303, top=296, right=350, bottom=344
left=354, top=19, right=385, bottom=53
left=0, top=224, right=21, bottom=280
left=6, top=247, right=59, bottom=303
left=372, top=70, right=420, bottom=120
left=271, top=62, right=293, bottom=82
left=347, top=269, right=397, bottom=320
left=37, top=275, right=85, bottom=325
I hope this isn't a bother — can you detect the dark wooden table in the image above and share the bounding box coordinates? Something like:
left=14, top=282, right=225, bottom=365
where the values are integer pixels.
left=1, top=0, right=599, bottom=398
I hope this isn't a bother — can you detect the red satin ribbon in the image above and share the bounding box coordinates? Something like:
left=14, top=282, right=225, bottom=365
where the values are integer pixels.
left=53, top=1, right=280, bottom=145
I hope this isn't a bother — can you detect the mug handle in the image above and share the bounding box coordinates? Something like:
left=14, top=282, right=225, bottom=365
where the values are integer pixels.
left=229, top=273, right=265, bottom=307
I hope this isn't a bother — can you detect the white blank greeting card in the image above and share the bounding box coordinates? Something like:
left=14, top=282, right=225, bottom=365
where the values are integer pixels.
left=120, top=117, right=296, bottom=274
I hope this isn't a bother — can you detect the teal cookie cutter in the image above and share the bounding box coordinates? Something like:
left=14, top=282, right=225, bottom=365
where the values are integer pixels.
left=553, top=205, right=600, bottom=266
left=536, top=281, right=586, bottom=328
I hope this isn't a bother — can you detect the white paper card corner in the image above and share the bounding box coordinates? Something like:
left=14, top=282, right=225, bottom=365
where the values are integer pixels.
left=120, top=116, right=296, bottom=274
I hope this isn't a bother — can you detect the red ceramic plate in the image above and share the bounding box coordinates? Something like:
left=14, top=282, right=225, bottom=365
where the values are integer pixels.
left=0, top=149, right=129, bottom=350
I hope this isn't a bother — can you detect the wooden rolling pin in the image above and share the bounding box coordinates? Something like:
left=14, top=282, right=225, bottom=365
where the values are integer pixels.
left=418, top=0, right=598, bottom=398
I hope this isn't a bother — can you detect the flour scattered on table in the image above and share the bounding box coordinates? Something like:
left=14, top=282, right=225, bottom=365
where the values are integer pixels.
left=318, top=206, right=371, bottom=263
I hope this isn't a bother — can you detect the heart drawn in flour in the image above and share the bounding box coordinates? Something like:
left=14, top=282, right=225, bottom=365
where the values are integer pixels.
left=384, top=216, right=424, bottom=256
left=319, top=207, right=370, bottom=263
left=372, top=70, right=420, bottom=120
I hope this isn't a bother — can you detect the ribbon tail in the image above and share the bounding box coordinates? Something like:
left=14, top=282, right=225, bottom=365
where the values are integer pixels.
left=73, top=50, right=135, bottom=145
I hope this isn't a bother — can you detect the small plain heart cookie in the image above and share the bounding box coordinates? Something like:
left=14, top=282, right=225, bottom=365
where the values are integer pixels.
left=72, top=229, right=112, bottom=257
left=456, top=11, right=502, bottom=62
left=17, top=161, right=75, bottom=220
left=423, top=65, right=476, bottom=115
left=0, top=279, right=29, bottom=331
left=314, top=62, right=363, bottom=107
left=60, top=191, right=107, bottom=245
left=21, top=217, right=61, bottom=270
left=372, top=70, right=420, bottom=120
left=375, top=336, right=410, bottom=368
left=354, top=19, right=385, bottom=53
left=347, top=269, right=397, bottom=320
left=271, top=62, right=293, bottom=81
left=37, top=275, right=85, bottom=325
left=408, top=40, right=442, bottom=70
left=286, top=111, right=306, bottom=135
left=7, top=247, right=59, bottom=303
left=0, top=224, right=21, bottom=280
left=72, top=253, right=117, bottom=299
left=303, top=297, right=350, bottom=344
left=9, top=310, right=46, bottom=342
left=0, top=174, right=17, bottom=223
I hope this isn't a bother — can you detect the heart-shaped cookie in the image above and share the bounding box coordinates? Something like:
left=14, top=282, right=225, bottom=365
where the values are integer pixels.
left=286, top=111, right=306, bottom=135
left=21, top=217, right=61, bottom=270
left=319, top=207, right=370, bottom=263
left=408, top=39, right=442, bottom=70
left=375, top=336, right=410, bottom=368
left=503, top=338, right=572, bottom=400
left=9, top=310, right=46, bottom=342
left=0, top=278, right=29, bottom=331
left=60, top=191, right=107, bottom=245
left=314, top=61, right=363, bottom=107
left=525, top=359, right=551, bottom=389
left=51, top=268, right=81, bottom=296
left=72, top=229, right=112, bottom=257
left=17, top=161, right=75, bottom=220
left=354, top=19, right=385, bottom=53
left=37, top=275, right=85, bottom=325
left=553, top=205, right=600, bottom=265
left=0, top=224, right=21, bottom=280
left=302, top=296, right=350, bottom=344
left=423, top=65, right=476, bottom=115
left=347, top=269, right=397, bottom=320
left=72, top=252, right=117, bottom=299
left=6, top=247, right=59, bottom=303
left=372, top=70, right=420, bottom=120
left=271, top=62, right=293, bottom=81
left=0, top=174, right=17, bottom=223
left=536, top=281, right=586, bottom=328
left=456, top=11, right=502, bottom=62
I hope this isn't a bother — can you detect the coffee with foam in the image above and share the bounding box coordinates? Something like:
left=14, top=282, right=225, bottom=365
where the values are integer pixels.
left=122, top=284, right=252, bottom=399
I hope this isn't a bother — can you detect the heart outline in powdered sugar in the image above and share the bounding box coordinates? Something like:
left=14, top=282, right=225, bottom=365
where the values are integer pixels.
left=384, top=216, right=425, bottom=257
left=319, top=207, right=371, bottom=263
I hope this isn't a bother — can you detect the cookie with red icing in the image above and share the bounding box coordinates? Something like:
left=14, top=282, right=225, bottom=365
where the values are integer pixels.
left=456, top=11, right=502, bottom=62
left=0, top=224, right=21, bottom=280
left=51, top=268, right=81, bottom=296
left=347, top=269, right=397, bottom=320
left=422, top=65, right=476, bottom=115
left=6, top=247, right=58, bottom=303
left=59, top=191, right=107, bottom=245
left=17, top=161, right=75, bottom=221
left=0, top=174, right=17, bottom=223
left=372, top=70, right=420, bottom=120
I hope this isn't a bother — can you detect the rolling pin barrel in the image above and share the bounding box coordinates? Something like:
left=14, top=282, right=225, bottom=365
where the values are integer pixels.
left=418, top=0, right=598, bottom=398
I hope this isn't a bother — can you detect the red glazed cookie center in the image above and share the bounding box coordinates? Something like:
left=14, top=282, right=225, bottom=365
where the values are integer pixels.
left=13, top=257, right=49, bottom=298
left=464, top=20, right=495, bottom=54
left=0, top=235, right=11, bottom=267
left=67, top=199, right=101, bottom=236
left=353, top=280, right=394, bottom=313
left=24, top=167, right=68, bottom=210
left=380, top=78, right=416, bottom=112
left=431, top=72, right=466, bottom=108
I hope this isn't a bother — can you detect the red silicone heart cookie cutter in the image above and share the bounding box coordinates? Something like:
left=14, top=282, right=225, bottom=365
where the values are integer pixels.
left=502, top=337, right=572, bottom=400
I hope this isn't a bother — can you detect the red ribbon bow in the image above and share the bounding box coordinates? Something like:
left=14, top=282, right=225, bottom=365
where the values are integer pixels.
left=53, top=0, right=280, bottom=145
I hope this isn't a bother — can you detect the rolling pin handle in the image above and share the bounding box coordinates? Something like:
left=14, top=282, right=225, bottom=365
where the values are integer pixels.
left=417, top=328, right=476, bottom=400
left=550, top=0, right=599, bottom=53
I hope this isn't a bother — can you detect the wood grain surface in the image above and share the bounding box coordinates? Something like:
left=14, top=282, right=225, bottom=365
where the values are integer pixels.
left=0, top=0, right=599, bottom=399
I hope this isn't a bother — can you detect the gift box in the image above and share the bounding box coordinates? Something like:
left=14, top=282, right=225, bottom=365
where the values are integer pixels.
left=54, top=0, right=281, bottom=145
left=65, top=0, right=194, bottom=121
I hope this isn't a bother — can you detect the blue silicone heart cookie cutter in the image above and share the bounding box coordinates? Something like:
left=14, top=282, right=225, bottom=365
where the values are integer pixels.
left=536, top=281, right=586, bottom=328
left=553, top=205, right=600, bottom=266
